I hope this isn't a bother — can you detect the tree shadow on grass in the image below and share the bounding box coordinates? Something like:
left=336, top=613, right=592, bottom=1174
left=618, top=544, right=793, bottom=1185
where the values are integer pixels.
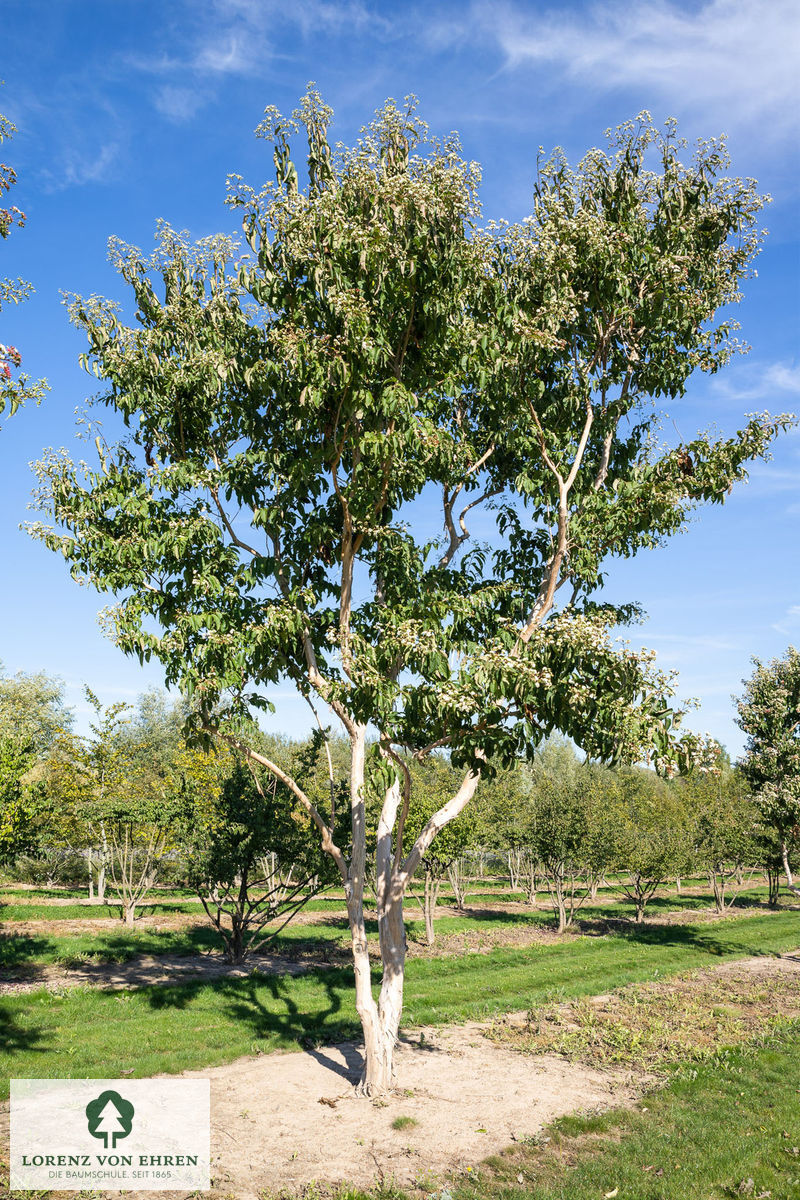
left=142, top=964, right=362, bottom=1079
left=581, top=916, right=795, bottom=959
left=0, top=1001, right=50, bottom=1055
left=0, top=933, right=54, bottom=973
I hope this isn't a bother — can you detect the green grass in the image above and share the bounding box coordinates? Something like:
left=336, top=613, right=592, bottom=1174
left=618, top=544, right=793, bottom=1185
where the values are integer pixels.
left=0, top=886, right=787, bottom=971
left=0, top=900, right=207, bottom=921
left=390, top=1115, right=418, bottom=1131
left=460, top=1025, right=800, bottom=1199
left=2, top=910, right=799, bottom=1099
left=0, top=915, right=350, bottom=970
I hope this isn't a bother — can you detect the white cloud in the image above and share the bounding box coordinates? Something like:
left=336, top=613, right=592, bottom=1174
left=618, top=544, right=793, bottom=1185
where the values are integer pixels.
left=59, top=142, right=119, bottom=189
left=711, top=359, right=800, bottom=403
left=153, top=85, right=206, bottom=122
left=453, top=0, right=800, bottom=141
left=772, top=605, right=800, bottom=636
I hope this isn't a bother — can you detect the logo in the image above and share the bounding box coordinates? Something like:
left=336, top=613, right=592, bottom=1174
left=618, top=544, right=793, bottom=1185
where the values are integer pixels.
left=85, top=1090, right=135, bottom=1149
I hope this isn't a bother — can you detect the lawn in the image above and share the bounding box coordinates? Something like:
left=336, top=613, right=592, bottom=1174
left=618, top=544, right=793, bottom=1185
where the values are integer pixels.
left=2, top=909, right=799, bottom=1100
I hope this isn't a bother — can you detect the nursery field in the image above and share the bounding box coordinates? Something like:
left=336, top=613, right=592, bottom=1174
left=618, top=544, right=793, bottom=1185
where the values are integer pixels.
left=1, top=874, right=799, bottom=1198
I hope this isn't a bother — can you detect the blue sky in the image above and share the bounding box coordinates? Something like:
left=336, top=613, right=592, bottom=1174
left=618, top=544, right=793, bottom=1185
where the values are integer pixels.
left=1, top=0, right=798, bottom=755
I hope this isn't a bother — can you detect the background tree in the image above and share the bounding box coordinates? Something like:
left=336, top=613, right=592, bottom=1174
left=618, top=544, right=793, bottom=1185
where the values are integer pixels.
left=1, top=101, right=47, bottom=420
left=0, top=665, right=72, bottom=869
left=30, top=92, right=791, bottom=1093
left=607, top=767, right=688, bottom=923
left=0, top=737, right=41, bottom=865
left=182, top=752, right=336, bottom=962
left=402, top=755, right=479, bottom=944
left=737, top=647, right=800, bottom=897
left=48, top=691, right=190, bottom=923
left=678, top=745, right=759, bottom=913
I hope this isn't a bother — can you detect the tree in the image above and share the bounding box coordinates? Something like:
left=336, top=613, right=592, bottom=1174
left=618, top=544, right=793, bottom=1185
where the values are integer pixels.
left=737, top=647, right=800, bottom=898
left=679, top=746, right=759, bottom=913
left=48, top=691, right=190, bottom=923
left=183, top=752, right=338, bottom=963
left=519, top=741, right=614, bottom=933
left=0, top=664, right=73, bottom=751
left=0, top=737, right=41, bottom=864
left=0, top=100, right=47, bottom=420
left=607, top=767, right=688, bottom=922
left=0, top=665, right=72, bottom=866
left=30, top=92, right=791, bottom=1092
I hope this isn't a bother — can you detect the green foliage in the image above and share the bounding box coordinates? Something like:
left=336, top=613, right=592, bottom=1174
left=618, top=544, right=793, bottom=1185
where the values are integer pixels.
left=606, top=767, right=688, bottom=920
left=737, top=646, right=800, bottom=837
left=0, top=663, right=73, bottom=756
left=0, top=736, right=40, bottom=863
left=0, top=99, right=47, bottom=419
left=182, top=754, right=338, bottom=961
left=29, top=97, right=791, bottom=780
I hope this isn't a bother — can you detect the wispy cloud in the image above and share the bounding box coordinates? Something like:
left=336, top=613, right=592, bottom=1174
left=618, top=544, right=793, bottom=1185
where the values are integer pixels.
left=772, top=605, right=800, bottom=637
left=444, top=0, right=800, bottom=142
left=128, top=0, right=391, bottom=122
left=153, top=85, right=207, bottom=123
left=711, top=360, right=800, bottom=404
left=49, top=142, right=120, bottom=190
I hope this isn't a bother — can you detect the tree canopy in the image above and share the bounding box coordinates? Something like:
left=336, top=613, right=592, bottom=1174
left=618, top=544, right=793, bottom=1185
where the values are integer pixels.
left=737, top=647, right=800, bottom=893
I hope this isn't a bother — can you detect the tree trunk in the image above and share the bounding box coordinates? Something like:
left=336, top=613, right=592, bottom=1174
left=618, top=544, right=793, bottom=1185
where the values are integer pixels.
left=123, top=899, right=136, bottom=927
left=780, top=838, right=800, bottom=897
left=675, top=876, right=682, bottom=895
left=88, top=850, right=94, bottom=901
left=635, top=898, right=645, bottom=924
left=554, top=878, right=568, bottom=934
left=767, top=868, right=780, bottom=907
left=422, top=869, right=442, bottom=946
left=97, top=864, right=106, bottom=902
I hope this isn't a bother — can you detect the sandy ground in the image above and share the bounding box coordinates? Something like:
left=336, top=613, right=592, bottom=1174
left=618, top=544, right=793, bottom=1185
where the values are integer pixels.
left=195, top=1022, right=642, bottom=1197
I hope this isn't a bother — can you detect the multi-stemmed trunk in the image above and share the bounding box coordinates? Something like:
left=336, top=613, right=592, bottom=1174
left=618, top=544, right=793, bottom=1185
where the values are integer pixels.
left=232, top=719, right=481, bottom=1095
left=339, top=725, right=481, bottom=1093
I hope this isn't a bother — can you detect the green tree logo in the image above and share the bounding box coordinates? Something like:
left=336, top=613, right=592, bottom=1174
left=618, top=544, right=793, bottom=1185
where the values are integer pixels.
left=85, top=1090, right=135, bottom=1149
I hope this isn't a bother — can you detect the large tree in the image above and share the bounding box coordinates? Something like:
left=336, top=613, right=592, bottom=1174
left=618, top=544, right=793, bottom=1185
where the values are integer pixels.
left=30, top=92, right=790, bottom=1092
left=737, top=647, right=800, bottom=896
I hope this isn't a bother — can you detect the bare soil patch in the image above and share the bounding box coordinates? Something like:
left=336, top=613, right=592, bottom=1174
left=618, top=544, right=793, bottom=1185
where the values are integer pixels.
left=192, top=1022, right=643, bottom=1197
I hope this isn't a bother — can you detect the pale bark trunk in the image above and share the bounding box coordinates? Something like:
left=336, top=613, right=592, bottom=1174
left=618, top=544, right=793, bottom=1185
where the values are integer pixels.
left=781, top=838, right=800, bottom=897
left=123, top=900, right=136, bottom=927
left=675, top=876, right=682, bottom=896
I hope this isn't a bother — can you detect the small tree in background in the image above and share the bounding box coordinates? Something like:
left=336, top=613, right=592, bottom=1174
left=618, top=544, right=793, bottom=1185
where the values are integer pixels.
left=183, top=754, right=336, bottom=962
left=679, top=746, right=759, bottom=912
left=403, top=756, right=479, bottom=944
left=737, top=647, right=800, bottom=898
left=48, top=691, right=190, bottom=924
left=0, top=738, right=41, bottom=866
left=608, top=767, right=688, bottom=923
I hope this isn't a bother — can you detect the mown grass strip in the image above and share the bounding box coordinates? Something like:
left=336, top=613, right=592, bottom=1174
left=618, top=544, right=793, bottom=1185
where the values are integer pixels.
left=461, top=1024, right=800, bottom=1200
left=1, top=910, right=799, bottom=1099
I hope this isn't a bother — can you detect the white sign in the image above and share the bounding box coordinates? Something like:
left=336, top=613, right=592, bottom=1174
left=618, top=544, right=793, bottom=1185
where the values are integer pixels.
left=10, top=1079, right=210, bottom=1191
